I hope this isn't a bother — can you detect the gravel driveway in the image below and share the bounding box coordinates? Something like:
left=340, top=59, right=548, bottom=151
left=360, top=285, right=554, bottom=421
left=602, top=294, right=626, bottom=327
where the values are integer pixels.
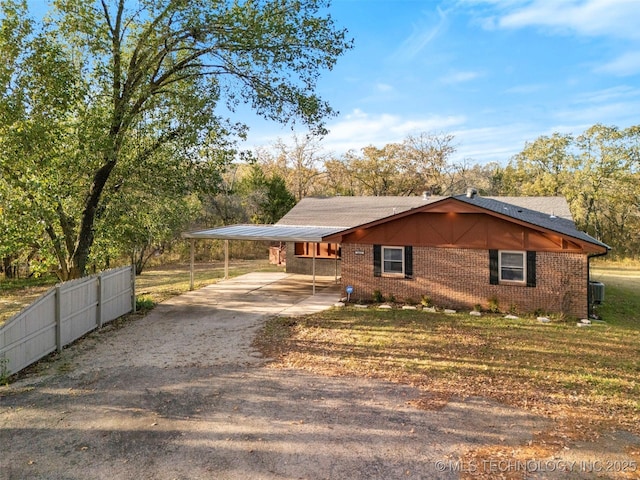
left=0, top=272, right=569, bottom=479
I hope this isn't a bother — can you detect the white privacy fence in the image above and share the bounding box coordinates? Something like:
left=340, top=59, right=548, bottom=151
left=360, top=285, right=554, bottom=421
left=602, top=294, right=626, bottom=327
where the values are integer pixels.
left=0, top=266, right=135, bottom=377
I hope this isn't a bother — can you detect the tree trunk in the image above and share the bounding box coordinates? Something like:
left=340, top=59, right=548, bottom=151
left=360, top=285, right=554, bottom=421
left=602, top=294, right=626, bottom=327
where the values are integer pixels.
left=3, top=256, right=15, bottom=279
left=70, top=159, right=117, bottom=278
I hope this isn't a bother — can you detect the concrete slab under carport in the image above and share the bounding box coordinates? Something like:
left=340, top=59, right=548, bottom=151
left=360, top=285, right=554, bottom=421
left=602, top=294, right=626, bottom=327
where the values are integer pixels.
left=200, top=272, right=340, bottom=300
left=162, top=272, right=342, bottom=323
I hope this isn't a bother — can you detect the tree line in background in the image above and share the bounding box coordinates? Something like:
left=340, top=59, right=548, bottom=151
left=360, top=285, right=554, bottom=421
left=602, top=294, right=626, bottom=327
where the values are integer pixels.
left=1, top=3, right=638, bottom=281
left=249, top=125, right=640, bottom=259
left=6, top=121, right=638, bottom=280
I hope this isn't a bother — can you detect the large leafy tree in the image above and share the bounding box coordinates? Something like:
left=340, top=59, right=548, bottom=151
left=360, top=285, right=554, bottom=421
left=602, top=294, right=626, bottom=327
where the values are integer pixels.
left=201, top=161, right=295, bottom=227
left=1, top=0, right=351, bottom=279
left=502, top=133, right=575, bottom=197
left=256, top=134, right=326, bottom=200
left=400, top=132, right=456, bottom=195
left=500, top=124, right=640, bottom=257
left=236, top=163, right=296, bottom=224
left=572, top=125, right=640, bottom=255
left=0, top=0, right=83, bottom=277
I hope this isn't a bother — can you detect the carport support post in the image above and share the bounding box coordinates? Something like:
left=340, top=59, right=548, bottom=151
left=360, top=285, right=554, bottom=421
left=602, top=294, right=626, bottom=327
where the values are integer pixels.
left=312, top=243, right=316, bottom=295
left=224, top=240, right=229, bottom=280
left=189, top=238, right=195, bottom=291
left=335, top=246, right=339, bottom=284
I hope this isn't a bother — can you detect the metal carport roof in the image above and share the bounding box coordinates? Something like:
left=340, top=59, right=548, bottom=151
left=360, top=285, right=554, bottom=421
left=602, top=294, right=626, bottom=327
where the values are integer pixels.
left=182, top=224, right=347, bottom=242
left=182, top=224, right=347, bottom=294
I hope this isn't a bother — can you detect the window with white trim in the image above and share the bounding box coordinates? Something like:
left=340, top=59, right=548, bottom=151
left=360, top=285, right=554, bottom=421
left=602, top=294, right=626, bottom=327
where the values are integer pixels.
left=382, top=246, right=404, bottom=275
left=499, top=251, right=526, bottom=283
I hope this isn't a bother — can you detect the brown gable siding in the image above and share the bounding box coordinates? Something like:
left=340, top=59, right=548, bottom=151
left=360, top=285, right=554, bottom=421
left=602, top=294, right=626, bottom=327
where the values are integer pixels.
left=341, top=244, right=588, bottom=318
left=338, top=212, right=585, bottom=252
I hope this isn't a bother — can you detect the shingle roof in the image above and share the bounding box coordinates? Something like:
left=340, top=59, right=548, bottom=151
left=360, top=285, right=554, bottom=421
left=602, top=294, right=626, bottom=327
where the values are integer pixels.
left=276, top=196, right=445, bottom=227
left=184, top=195, right=607, bottom=251
left=277, top=195, right=573, bottom=226
left=277, top=195, right=609, bottom=250
left=483, top=196, right=573, bottom=221
left=452, top=195, right=609, bottom=249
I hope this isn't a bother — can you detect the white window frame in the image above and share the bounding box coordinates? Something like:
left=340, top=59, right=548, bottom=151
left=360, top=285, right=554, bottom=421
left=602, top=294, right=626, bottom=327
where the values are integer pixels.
left=499, top=250, right=526, bottom=284
left=382, top=246, right=405, bottom=276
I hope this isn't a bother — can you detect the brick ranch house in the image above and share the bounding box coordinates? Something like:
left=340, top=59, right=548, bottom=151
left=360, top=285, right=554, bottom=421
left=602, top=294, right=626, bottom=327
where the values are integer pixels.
left=276, top=192, right=609, bottom=318
left=184, top=192, right=609, bottom=319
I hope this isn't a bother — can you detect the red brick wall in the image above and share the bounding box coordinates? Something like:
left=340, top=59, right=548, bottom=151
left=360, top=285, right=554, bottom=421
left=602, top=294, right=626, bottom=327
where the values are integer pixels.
left=341, top=244, right=588, bottom=318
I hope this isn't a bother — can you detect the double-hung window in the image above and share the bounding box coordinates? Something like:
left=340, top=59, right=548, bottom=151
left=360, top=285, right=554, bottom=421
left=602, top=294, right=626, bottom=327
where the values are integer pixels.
left=499, top=251, right=526, bottom=283
left=374, top=245, right=413, bottom=279
left=382, top=246, right=404, bottom=275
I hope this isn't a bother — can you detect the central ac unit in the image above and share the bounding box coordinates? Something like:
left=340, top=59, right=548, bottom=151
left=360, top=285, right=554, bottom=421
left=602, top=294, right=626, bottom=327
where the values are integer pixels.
left=589, top=281, right=605, bottom=304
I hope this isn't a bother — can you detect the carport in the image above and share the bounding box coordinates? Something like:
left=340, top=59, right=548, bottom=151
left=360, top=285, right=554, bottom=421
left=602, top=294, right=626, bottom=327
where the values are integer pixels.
left=182, top=224, right=346, bottom=294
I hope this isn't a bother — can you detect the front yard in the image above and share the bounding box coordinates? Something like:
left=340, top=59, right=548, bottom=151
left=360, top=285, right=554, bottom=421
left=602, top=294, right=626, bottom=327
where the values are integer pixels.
left=1, top=259, right=639, bottom=477
left=256, top=262, right=640, bottom=475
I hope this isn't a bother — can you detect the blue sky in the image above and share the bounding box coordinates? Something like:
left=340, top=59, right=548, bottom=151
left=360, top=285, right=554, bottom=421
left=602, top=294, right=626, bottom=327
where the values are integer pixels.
left=25, top=0, right=640, bottom=164
left=241, top=0, right=640, bottom=164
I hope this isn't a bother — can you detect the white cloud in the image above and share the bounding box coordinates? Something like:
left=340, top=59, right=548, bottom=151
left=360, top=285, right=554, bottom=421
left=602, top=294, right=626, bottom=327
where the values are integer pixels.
left=375, top=83, right=395, bottom=93
left=245, top=111, right=581, bottom=165
left=320, top=109, right=467, bottom=154
left=440, top=70, right=483, bottom=84
left=395, top=7, right=449, bottom=61
left=321, top=112, right=551, bottom=165
left=596, top=51, right=640, bottom=76
left=504, top=83, right=546, bottom=94
left=553, top=101, right=640, bottom=126
left=451, top=124, right=537, bottom=163
left=572, top=85, right=640, bottom=104
left=245, top=110, right=638, bottom=167
left=494, top=0, right=640, bottom=40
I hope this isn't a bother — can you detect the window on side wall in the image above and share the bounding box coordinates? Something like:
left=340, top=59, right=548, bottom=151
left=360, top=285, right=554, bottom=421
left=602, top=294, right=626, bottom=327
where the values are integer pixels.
left=294, top=242, right=340, bottom=259
left=382, top=246, right=404, bottom=275
left=499, top=251, right=526, bottom=283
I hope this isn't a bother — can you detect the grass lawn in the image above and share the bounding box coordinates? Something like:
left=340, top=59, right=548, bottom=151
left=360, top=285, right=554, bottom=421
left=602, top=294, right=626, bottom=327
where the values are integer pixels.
left=0, top=275, right=59, bottom=325
left=256, top=261, right=640, bottom=467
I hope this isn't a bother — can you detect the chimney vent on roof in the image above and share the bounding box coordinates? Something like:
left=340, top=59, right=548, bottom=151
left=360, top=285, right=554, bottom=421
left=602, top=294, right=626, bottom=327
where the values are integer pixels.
left=422, top=190, right=431, bottom=200
left=466, top=187, right=478, bottom=198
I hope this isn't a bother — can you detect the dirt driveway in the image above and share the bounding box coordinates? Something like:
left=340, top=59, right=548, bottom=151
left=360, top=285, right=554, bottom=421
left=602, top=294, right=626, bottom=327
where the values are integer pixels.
left=2, top=272, right=633, bottom=479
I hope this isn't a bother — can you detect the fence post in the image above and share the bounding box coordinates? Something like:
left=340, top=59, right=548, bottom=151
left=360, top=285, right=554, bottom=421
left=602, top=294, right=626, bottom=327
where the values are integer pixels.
left=131, top=265, right=136, bottom=314
left=97, top=273, right=103, bottom=328
left=55, top=285, right=62, bottom=353
left=224, top=239, right=229, bottom=280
